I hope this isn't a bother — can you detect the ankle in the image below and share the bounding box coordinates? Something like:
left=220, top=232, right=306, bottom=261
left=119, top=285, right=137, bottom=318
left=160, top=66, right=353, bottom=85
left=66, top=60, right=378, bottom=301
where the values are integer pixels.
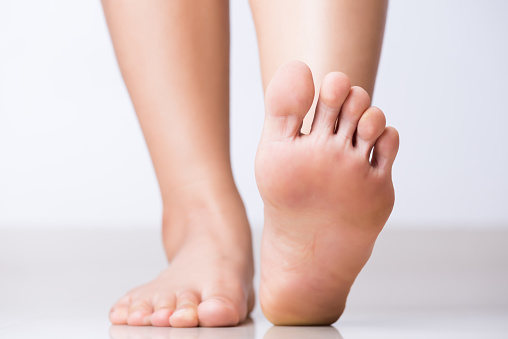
left=162, top=177, right=244, bottom=225
left=160, top=179, right=250, bottom=260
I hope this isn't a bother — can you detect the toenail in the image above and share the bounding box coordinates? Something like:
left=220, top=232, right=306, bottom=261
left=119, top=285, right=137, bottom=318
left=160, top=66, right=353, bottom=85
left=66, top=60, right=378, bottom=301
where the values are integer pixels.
left=110, top=308, right=126, bottom=317
left=129, top=310, right=145, bottom=319
left=128, top=311, right=151, bottom=325
left=172, top=308, right=194, bottom=320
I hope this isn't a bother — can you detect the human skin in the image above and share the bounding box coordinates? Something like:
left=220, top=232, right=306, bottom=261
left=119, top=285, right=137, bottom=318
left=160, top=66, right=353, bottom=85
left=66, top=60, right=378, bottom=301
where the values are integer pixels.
left=250, top=0, right=388, bottom=133
left=103, top=0, right=394, bottom=327
left=250, top=0, right=393, bottom=324
left=102, top=0, right=254, bottom=327
left=255, top=61, right=398, bottom=324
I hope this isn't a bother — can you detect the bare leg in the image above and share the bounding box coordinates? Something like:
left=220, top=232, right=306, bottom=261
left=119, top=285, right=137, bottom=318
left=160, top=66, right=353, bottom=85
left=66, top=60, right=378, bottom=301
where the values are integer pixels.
left=103, top=0, right=254, bottom=327
left=251, top=1, right=399, bottom=325
left=251, top=0, right=387, bottom=133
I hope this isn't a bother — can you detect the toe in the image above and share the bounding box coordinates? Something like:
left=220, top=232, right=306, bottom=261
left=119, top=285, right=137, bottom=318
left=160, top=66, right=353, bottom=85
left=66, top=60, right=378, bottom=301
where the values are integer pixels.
left=336, top=86, right=371, bottom=143
left=355, top=106, right=386, bottom=158
left=310, top=72, right=351, bottom=135
left=372, top=126, right=400, bottom=171
left=151, top=294, right=176, bottom=327
left=109, top=306, right=129, bottom=325
left=198, top=281, right=249, bottom=327
left=263, top=60, right=315, bottom=141
left=198, top=298, right=240, bottom=327
left=151, top=309, right=173, bottom=327
left=127, top=299, right=153, bottom=326
left=170, top=290, right=200, bottom=327
left=109, top=296, right=131, bottom=325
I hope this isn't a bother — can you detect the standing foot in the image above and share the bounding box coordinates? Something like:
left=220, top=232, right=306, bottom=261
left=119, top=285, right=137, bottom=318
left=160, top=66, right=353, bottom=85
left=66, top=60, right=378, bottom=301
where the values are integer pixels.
left=109, top=184, right=255, bottom=327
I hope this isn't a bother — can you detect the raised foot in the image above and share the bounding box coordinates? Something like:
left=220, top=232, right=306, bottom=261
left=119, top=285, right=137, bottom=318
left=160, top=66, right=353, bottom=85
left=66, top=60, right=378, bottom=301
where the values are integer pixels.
left=256, top=61, right=399, bottom=325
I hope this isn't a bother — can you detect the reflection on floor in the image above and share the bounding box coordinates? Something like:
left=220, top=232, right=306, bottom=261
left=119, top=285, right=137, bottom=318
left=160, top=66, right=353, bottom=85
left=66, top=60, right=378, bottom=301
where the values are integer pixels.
left=1, top=227, right=507, bottom=338
left=110, top=319, right=342, bottom=339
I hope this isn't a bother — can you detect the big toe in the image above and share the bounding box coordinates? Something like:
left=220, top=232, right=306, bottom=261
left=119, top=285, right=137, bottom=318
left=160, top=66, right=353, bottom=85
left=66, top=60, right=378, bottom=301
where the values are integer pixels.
left=198, top=298, right=240, bottom=327
left=263, top=60, right=315, bottom=141
left=198, top=282, right=248, bottom=327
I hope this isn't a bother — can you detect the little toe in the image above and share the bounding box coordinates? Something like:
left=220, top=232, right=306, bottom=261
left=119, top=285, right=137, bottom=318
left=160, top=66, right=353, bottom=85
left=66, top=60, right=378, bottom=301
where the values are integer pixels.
left=109, top=296, right=131, bottom=325
left=109, top=306, right=129, bottom=325
left=336, top=86, right=371, bottom=142
left=127, top=299, right=153, bottom=326
left=169, top=290, right=200, bottom=327
left=372, top=126, right=400, bottom=171
left=263, top=60, right=315, bottom=141
left=310, top=72, right=351, bottom=135
left=355, top=106, right=386, bottom=158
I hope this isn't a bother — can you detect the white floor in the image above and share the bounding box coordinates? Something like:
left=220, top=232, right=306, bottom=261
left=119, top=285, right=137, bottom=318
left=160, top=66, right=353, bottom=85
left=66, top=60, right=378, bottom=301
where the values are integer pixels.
left=1, top=227, right=507, bottom=338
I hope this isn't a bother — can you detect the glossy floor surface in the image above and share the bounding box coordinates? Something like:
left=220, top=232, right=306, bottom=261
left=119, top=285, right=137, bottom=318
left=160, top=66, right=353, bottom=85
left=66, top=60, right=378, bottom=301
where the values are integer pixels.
left=1, top=227, right=507, bottom=338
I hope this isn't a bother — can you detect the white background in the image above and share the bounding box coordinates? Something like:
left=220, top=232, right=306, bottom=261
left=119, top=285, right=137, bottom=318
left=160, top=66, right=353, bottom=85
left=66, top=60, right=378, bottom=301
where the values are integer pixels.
left=0, top=0, right=507, bottom=231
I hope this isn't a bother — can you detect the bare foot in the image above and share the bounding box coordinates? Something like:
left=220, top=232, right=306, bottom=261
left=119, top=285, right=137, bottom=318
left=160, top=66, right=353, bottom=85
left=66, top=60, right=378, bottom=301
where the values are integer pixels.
left=256, top=61, right=399, bottom=325
left=109, top=183, right=255, bottom=327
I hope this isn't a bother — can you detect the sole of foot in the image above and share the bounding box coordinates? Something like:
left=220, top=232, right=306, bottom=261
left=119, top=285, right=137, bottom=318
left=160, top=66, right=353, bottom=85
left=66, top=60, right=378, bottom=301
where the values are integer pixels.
left=109, top=193, right=255, bottom=327
left=256, top=60, right=399, bottom=325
